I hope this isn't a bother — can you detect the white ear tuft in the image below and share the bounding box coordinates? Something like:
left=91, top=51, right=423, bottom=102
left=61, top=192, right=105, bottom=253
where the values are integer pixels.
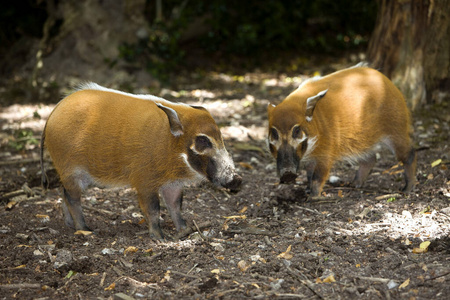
left=305, top=89, right=328, bottom=122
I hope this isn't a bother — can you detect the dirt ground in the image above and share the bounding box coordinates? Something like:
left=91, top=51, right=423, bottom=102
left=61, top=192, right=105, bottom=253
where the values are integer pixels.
left=1, top=66, right=449, bottom=299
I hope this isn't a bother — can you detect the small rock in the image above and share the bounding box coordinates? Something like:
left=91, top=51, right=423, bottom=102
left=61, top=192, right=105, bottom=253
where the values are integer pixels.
left=402, top=210, right=413, bottom=219
left=387, top=280, right=398, bottom=289
left=53, top=249, right=73, bottom=269
left=114, top=292, right=135, bottom=300
left=270, top=279, right=284, bottom=290
left=0, top=226, right=11, bottom=233
left=101, top=248, right=117, bottom=255
left=441, top=207, right=450, bottom=214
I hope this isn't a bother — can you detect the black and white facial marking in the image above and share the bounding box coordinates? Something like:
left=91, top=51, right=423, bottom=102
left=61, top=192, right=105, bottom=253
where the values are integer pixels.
left=268, top=125, right=308, bottom=158
left=182, top=134, right=240, bottom=190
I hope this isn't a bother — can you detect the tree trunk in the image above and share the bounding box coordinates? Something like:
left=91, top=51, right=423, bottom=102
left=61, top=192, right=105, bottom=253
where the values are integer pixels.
left=367, top=0, right=450, bottom=110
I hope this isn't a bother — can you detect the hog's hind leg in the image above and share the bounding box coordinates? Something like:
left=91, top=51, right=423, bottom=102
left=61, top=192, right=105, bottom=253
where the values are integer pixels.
left=353, top=153, right=377, bottom=188
left=62, top=187, right=92, bottom=231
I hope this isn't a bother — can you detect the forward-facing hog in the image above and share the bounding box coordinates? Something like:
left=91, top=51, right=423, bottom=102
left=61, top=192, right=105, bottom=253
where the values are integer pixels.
left=41, top=83, right=242, bottom=240
left=267, top=64, right=416, bottom=197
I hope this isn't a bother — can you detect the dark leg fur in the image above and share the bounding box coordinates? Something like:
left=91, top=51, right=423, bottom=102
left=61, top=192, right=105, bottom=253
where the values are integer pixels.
left=160, top=185, right=187, bottom=232
left=353, top=153, right=377, bottom=188
left=63, top=188, right=91, bottom=231
left=138, top=192, right=165, bottom=241
left=401, top=147, right=417, bottom=193
left=309, top=161, right=331, bottom=197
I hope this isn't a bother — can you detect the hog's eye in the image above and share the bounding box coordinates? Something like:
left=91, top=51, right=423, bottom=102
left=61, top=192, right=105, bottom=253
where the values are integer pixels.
left=195, top=135, right=213, bottom=152
left=292, top=126, right=302, bottom=139
left=270, top=128, right=279, bottom=141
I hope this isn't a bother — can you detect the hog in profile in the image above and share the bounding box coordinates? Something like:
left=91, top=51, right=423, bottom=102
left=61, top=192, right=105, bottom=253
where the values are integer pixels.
left=41, top=83, right=241, bottom=240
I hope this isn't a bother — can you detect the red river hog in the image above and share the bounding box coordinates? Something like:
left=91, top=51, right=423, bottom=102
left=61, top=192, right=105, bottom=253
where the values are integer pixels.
left=41, top=83, right=242, bottom=240
left=267, top=64, right=417, bottom=197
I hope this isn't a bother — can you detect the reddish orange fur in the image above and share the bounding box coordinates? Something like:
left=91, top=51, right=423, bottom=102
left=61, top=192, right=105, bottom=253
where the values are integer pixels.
left=268, top=66, right=416, bottom=196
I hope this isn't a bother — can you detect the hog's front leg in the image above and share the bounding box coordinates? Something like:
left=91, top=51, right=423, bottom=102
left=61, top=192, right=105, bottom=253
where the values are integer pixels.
left=138, top=191, right=165, bottom=241
left=309, top=160, right=331, bottom=197
left=160, top=184, right=187, bottom=232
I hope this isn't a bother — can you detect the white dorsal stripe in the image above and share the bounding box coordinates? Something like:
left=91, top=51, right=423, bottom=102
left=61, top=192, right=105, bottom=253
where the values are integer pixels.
left=77, top=82, right=190, bottom=108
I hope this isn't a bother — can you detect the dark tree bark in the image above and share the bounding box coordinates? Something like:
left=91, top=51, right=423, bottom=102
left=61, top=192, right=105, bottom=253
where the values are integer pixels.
left=367, top=0, right=450, bottom=110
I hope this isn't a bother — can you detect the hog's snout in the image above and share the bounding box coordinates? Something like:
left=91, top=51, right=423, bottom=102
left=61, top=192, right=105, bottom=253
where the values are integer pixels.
left=279, top=171, right=297, bottom=184
left=222, top=174, right=242, bottom=192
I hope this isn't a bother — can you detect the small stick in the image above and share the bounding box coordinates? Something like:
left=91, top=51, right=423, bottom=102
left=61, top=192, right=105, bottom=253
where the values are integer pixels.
left=193, top=220, right=207, bottom=240
left=84, top=205, right=116, bottom=216
left=356, top=276, right=390, bottom=283
left=375, top=193, right=401, bottom=201
left=296, top=206, right=322, bottom=215
left=99, top=272, right=107, bottom=287
left=169, top=270, right=201, bottom=280
left=175, top=221, right=212, bottom=240
left=226, top=227, right=276, bottom=236
left=0, top=283, right=41, bottom=289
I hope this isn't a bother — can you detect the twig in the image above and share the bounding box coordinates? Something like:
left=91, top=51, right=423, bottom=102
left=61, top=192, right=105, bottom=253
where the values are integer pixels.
left=193, top=220, right=207, bottom=240
left=175, top=221, right=212, bottom=240
left=99, top=272, right=107, bottom=287
left=146, top=252, right=162, bottom=262
left=275, top=293, right=307, bottom=299
left=210, top=238, right=241, bottom=246
left=169, top=270, right=201, bottom=280
left=264, top=235, right=274, bottom=248
left=175, top=278, right=201, bottom=293
left=1, top=190, right=25, bottom=200
left=296, top=206, right=322, bottom=215
left=0, top=283, right=41, bottom=289
left=215, top=288, right=239, bottom=297
left=187, top=263, right=198, bottom=275
left=84, top=205, right=116, bottom=216
left=286, top=266, right=323, bottom=299
left=0, top=158, right=41, bottom=166
left=226, top=227, right=276, bottom=236
left=425, top=270, right=450, bottom=281
left=375, top=193, right=401, bottom=201
left=356, top=276, right=390, bottom=283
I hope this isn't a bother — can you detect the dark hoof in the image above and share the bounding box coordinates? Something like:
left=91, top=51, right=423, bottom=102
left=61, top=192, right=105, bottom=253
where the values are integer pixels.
left=280, top=172, right=297, bottom=184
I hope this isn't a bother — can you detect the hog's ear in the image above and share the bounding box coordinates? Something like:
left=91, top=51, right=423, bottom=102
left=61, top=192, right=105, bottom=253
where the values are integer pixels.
left=305, top=89, right=328, bottom=122
left=190, top=105, right=207, bottom=111
left=267, top=103, right=276, bottom=115
left=156, top=103, right=184, bottom=137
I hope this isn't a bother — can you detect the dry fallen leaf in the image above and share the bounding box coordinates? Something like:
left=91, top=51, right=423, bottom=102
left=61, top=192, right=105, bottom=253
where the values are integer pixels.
left=124, top=246, right=138, bottom=256
left=238, top=162, right=253, bottom=170
left=14, top=264, right=26, bottom=269
left=239, top=206, right=248, bottom=213
left=398, top=278, right=410, bottom=289
left=413, top=241, right=431, bottom=253
left=277, top=245, right=293, bottom=260
left=74, top=230, right=93, bottom=236
left=315, top=277, right=323, bottom=284
left=211, top=269, right=221, bottom=274
left=338, top=190, right=343, bottom=198
left=323, top=275, right=336, bottom=283
left=420, top=241, right=431, bottom=250
left=223, top=215, right=247, bottom=220
left=35, top=214, right=49, bottom=218
left=355, top=264, right=361, bottom=268
left=238, top=260, right=250, bottom=272
left=431, top=159, right=442, bottom=168
left=6, top=201, right=17, bottom=210
left=104, top=282, right=115, bottom=291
